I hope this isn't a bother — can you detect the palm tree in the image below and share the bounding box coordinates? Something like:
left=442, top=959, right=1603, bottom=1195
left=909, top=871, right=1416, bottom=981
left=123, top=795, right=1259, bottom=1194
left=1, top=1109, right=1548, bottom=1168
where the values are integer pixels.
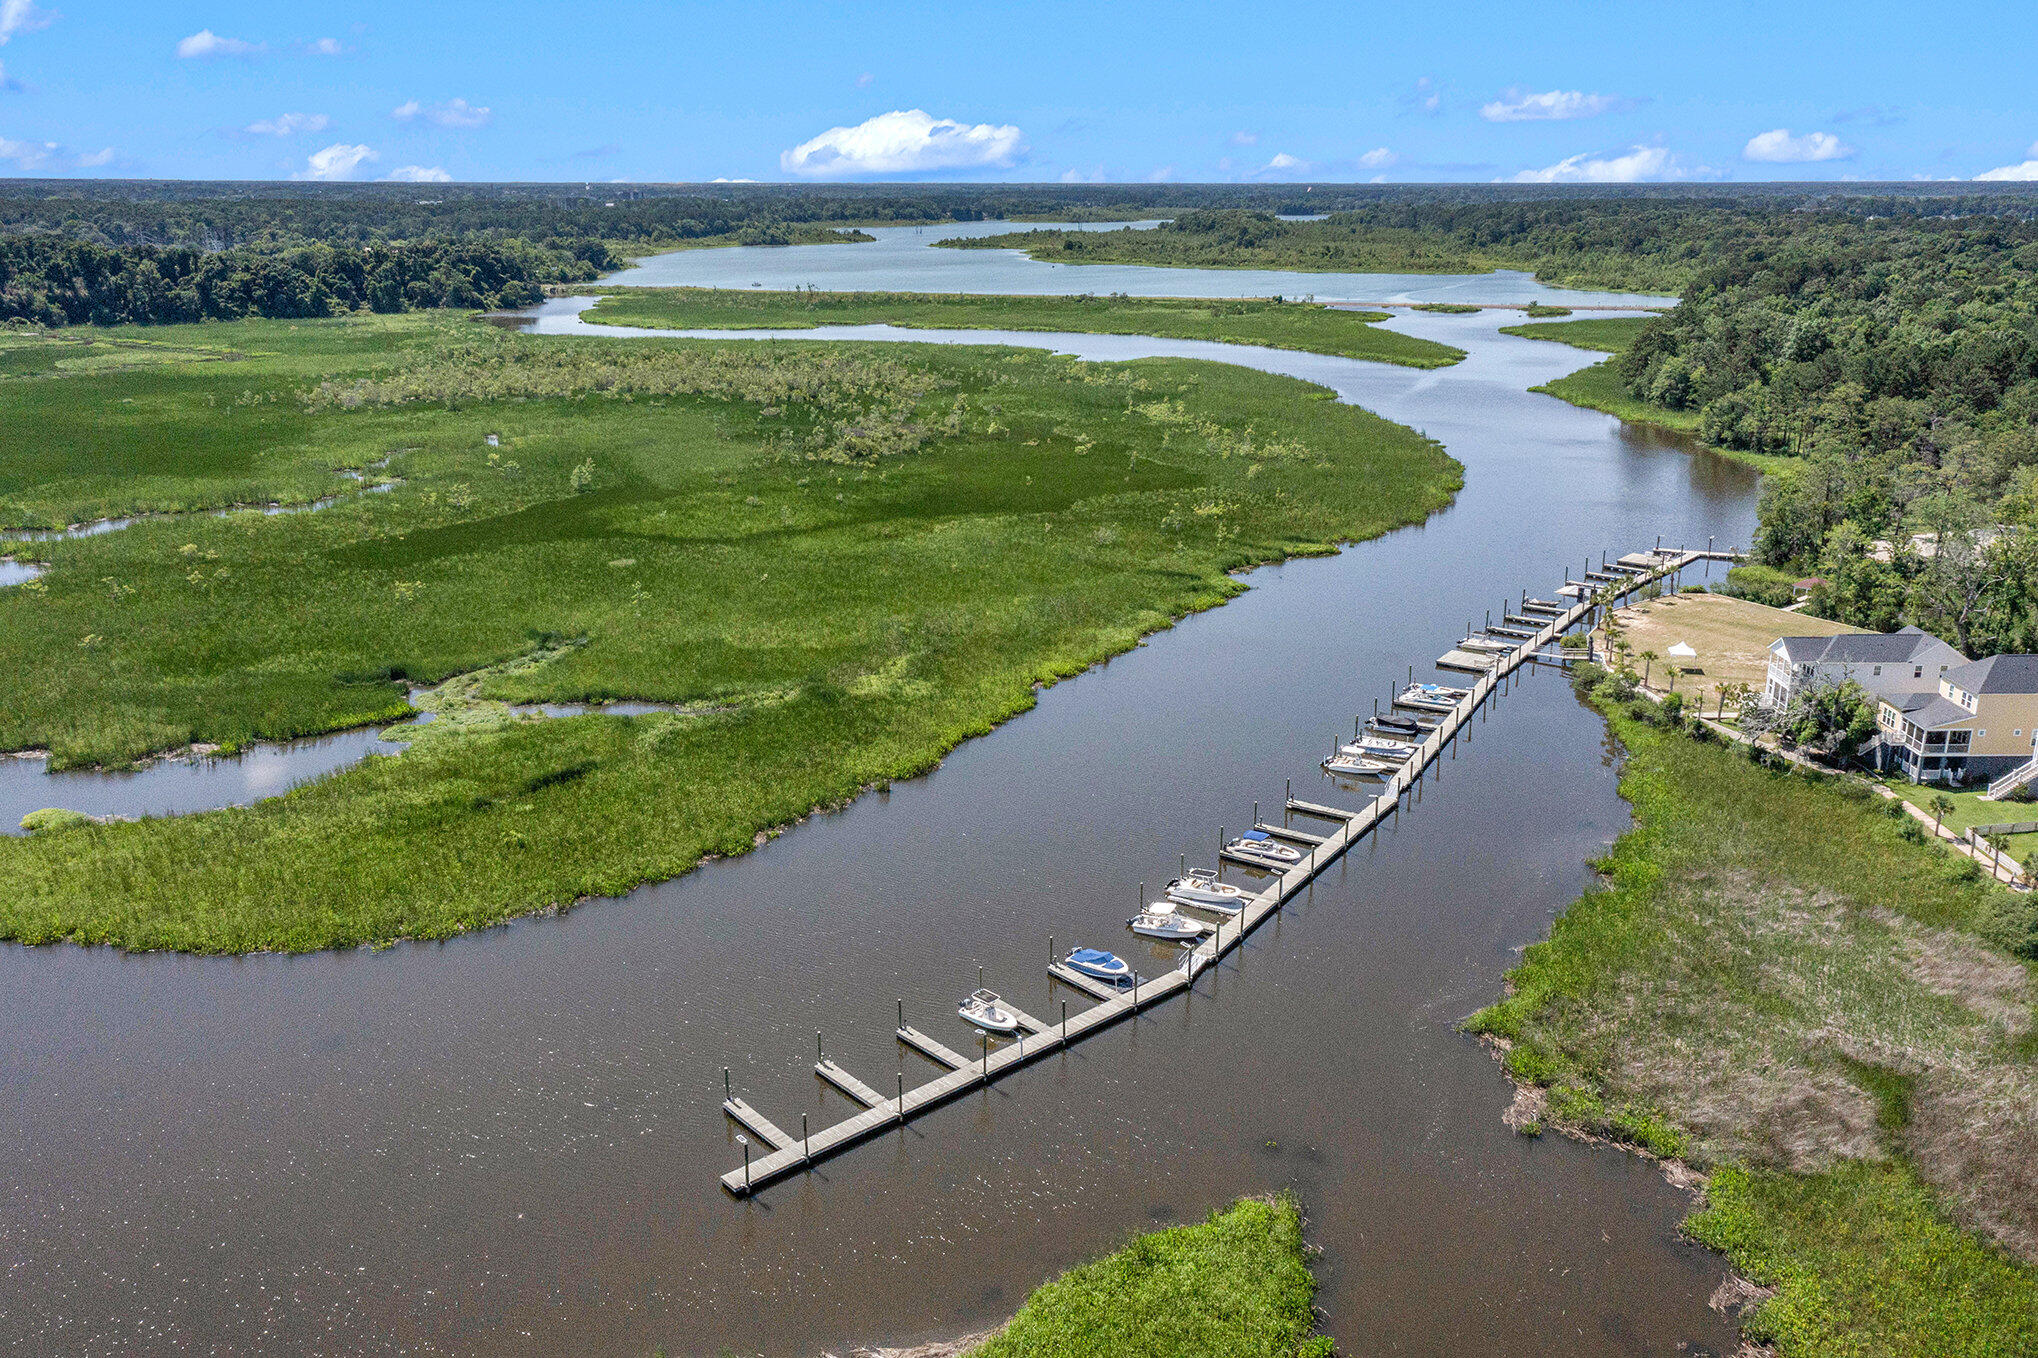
left=1640, top=649, right=1659, bottom=688
left=1927, top=793, right=1956, bottom=836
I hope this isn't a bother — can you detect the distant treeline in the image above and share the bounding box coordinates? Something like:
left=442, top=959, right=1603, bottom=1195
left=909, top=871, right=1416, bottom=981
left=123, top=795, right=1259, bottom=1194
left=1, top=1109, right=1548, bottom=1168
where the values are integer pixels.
left=0, top=235, right=604, bottom=326
left=940, top=194, right=2038, bottom=295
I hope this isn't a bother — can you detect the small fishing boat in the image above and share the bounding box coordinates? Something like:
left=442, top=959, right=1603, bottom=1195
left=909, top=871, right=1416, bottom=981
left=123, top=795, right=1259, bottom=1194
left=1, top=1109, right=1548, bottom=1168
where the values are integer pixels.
left=1341, top=736, right=1416, bottom=762
left=1127, top=902, right=1205, bottom=941
left=1459, top=634, right=1514, bottom=654
left=1168, top=886, right=1242, bottom=916
left=1414, top=682, right=1472, bottom=700
left=1225, top=829, right=1303, bottom=865
left=958, top=988, right=1024, bottom=1034
left=1062, top=947, right=1132, bottom=984
left=1323, top=752, right=1390, bottom=779
left=1370, top=711, right=1430, bottom=735
left=1166, top=869, right=1250, bottom=908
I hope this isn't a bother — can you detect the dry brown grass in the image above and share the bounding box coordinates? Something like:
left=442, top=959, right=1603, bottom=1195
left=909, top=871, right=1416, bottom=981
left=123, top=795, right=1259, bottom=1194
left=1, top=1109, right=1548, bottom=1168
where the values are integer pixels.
left=1603, top=592, right=1861, bottom=705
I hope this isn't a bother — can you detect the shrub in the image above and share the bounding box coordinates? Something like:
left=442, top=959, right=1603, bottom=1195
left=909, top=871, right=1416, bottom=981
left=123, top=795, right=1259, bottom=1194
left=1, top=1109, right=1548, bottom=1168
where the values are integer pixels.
left=19, top=807, right=92, bottom=833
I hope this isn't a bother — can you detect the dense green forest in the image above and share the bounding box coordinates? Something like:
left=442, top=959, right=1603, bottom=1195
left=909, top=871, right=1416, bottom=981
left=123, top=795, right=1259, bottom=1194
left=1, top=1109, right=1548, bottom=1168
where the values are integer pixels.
left=1610, top=215, right=2038, bottom=654
left=935, top=195, right=2038, bottom=295
left=0, top=235, right=606, bottom=325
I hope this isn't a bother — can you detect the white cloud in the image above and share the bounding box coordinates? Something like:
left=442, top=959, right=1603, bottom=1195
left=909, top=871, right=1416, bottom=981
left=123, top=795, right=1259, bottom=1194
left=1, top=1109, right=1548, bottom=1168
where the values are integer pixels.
left=1482, top=89, right=1627, bottom=122
left=0, top=0, right=53, bottom=44
left=1145, top=164, right=1175, bottom=182
left=1410, top=76, right=1441, bottom=113
left=1248, top=151, right=1312, bottom=180
left=176, top=29, right=263, bottom=59
left=780, top=108, right=1024, bottom=177
left=1357, top=146, right=1397, bottom=169
left=382, top=164, right=450, bottom=182
left=304, top=37, right=344, bottom=56
left=295, top=141, right=376, bottom=180
left=1743, top=128, right=1854, bottom=163
left=392, top=97, right=491, bottom=129
left=709, top=176, right=757, bottom=183
left=1511, top=144, right=1683, bottom=183
left=76, top=145, right=113, bottom=167
left=0, top=133, right=54, bottom=167
left=0, top=59, right=14, bottom=90
left=1230, top=130, right=1258, bottom=146
left=245, top=112, right=329, bottom=137
left=1059, top=165, right=1107, bottom=183
left=1976, top=156, right=2038, bottom=181
left=856, top=72, right=873, bottom=88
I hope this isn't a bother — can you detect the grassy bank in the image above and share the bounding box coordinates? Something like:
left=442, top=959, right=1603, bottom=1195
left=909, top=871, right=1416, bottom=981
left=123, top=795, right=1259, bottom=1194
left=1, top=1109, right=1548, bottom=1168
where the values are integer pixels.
left=0, top=313, right=1459, bottom=952
left=968, top=1196, right=1329, bottom=1358
left=929, top=215, right=1691, bottom=293
left=1470, top=667, right=2038, bottom=1355
left=579, top=287, right=1466, bottom=368
left=1502, top=315, right=1797, bottom=475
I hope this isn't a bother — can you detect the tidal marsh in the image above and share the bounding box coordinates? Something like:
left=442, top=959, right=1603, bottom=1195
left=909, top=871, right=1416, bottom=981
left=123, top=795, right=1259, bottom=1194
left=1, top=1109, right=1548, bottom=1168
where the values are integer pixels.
left=0, top=311, right=1459, bottom=951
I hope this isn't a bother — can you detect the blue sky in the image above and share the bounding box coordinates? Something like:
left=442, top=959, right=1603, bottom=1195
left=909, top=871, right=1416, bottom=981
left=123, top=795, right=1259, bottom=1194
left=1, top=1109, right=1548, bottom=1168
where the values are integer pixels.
left=3, top=0, right=2037, bottom=184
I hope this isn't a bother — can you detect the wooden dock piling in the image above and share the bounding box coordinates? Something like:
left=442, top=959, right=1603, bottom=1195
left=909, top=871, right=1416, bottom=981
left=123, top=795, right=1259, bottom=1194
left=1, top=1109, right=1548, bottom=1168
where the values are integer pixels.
left=718, top=547, right=1742, bottom=1195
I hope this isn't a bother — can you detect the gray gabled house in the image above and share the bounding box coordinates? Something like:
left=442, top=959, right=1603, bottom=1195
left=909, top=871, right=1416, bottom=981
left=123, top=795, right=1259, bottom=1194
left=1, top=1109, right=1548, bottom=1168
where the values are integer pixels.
left=1763, top=626, right=1967, bottom=711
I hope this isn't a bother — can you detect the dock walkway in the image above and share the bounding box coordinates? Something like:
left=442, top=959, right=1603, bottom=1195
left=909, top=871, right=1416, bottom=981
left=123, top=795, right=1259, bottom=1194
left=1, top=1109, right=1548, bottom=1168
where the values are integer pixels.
left=720, top=545, right=1737, bottom=1194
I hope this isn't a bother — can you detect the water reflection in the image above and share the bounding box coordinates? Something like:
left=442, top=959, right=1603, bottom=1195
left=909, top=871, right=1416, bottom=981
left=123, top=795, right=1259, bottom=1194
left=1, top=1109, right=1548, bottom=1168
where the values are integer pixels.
left=612, top=220, right=1677, bottom=308
left=0, top=304, right=1753, bottom=1356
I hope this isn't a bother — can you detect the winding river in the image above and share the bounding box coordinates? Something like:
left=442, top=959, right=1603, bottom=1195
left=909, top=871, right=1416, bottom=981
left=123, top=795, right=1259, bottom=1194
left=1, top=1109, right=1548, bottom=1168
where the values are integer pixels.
left=1, top=226, right=1757, bottom=1357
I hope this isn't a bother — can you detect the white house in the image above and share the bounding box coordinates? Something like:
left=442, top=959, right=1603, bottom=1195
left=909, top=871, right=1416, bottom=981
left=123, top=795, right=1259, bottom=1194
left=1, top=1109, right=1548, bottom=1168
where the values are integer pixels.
left=1763, top=626, right=1966, bottom=710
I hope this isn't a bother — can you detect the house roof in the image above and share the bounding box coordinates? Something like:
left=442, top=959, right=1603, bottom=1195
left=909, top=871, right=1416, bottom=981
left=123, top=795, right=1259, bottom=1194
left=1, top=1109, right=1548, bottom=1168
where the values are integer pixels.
left=1772, top=626, right=1964, bottom=668
left=1885, top=690, right=1941, bottom=714
left=1901, top=697, right=1977, bottom=730
left=1943, top=654, right=2038, bottom=695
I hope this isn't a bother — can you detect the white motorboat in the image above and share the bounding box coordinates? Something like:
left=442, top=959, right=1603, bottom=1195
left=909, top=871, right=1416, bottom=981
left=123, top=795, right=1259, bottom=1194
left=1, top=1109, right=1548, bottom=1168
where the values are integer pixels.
left=1166, top=869, right=1250, bottom=908
left=1167, top=886, right=1242, bottom=916
left=1225, top=830, right=1302, bottom=865
left=1341, top=737, right=1416, bottom=762
left=1127, top=902, right=1205, bottom=941
left=1062, top=947, right=1132, bottom=983
left=958, top=988, right=1024, bottom=1034
left=1394, top=686, right=1459, bottom=714
left=1323, top=752, right=1390, bottom=779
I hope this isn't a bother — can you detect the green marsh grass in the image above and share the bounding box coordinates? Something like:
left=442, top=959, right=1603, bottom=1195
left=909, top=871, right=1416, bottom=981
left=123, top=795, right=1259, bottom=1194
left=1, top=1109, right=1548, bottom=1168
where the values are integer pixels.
left=580, top=287, right=1466, bottom=368
left=0, top=311, right=1460, bottom=951
left=1470, top=674, right=2038, bottom=1355
left=968, top=1195, right=1330, bottom=1358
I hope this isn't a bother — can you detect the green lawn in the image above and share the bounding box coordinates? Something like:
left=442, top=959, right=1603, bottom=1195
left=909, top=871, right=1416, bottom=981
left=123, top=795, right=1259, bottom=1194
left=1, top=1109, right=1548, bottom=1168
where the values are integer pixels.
left=580, top=287, right=1467, bottom=368
left=1470, top=669, right=2038, bottom=1356
left=0, top=312, right=1460, bottom=952
left=1880, top=781, right=2038, bottom=867
left=969, top=1196, right=1330, bottom=1358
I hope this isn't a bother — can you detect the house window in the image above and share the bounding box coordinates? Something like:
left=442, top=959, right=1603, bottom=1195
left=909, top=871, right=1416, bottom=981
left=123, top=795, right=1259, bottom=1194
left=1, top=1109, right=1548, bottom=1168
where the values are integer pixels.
left=1872, top=665, right=1882, bottom=676
left=1914, top=666, right=1924, bottom=678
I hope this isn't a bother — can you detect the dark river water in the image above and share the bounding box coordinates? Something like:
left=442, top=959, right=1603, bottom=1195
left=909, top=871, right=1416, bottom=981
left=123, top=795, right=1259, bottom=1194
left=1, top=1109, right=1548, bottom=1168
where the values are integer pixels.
left=0, top=232, right=1757, bottom=1357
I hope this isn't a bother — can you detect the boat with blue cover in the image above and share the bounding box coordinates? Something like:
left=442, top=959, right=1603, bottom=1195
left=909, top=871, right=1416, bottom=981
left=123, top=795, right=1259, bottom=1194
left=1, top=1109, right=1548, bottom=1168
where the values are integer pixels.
left=1062, top=947, right=1132, bottom=983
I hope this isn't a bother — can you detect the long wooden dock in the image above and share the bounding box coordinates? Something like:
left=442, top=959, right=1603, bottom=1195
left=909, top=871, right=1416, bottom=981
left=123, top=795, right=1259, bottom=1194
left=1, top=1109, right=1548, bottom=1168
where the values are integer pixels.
left=719, top=545, right=1740, bottom=1195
